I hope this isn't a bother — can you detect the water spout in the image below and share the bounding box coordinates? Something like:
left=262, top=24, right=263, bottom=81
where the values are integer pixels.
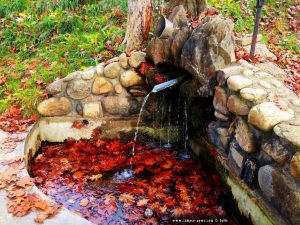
left=151, top=77, right=184, bottom=93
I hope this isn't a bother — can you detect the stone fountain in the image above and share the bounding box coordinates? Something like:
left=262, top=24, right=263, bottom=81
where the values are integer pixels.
left=17, top=1, right=300, bottom=225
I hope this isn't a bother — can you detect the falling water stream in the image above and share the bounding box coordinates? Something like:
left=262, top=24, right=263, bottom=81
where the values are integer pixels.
left=163, top=103, right=172, bottom=148
left=132, top=92, right=151, bottom=156
left=180, top=100, right=190, bottom=160
left=118, top=77, right=185, bottom=179
left=118, top=93, right=151, bottom=180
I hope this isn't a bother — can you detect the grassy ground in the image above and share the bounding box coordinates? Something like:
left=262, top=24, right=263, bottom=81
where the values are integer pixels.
left=0, top=0, right=298, bottom=116
left=209, top=0, right=299, bottom=60
left=0, top=0, right=128, bottom=116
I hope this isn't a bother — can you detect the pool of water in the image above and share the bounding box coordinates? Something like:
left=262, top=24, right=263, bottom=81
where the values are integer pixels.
left=30, top=135, right=238, bottom=225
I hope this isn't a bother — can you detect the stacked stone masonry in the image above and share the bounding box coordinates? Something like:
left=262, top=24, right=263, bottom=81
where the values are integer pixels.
left=210, top=59, right=300, bottom=225
left=38, top=51, right=147, bottom=118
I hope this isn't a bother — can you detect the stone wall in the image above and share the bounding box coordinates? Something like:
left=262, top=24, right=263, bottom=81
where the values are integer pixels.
left=38, top=51, right=148, bottom=118
left=146, top=5, right=236, bottom=96
left=209, top=59, right=300, bottom=225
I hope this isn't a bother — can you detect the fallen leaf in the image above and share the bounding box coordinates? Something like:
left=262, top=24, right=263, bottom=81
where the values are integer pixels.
left=119, top=193, right=135, bottom=206
left=79, top=198, right=89, bottom=207
left=137, top=198, right=149, bottom=206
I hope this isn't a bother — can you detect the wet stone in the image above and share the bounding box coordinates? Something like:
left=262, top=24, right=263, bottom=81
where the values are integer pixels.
left=180, top=15, right=236, bottom=95
left=242, top=158, right=258, bottom=186
left=290, top=152, right=300, bottom=180
left=234, top=117, right=255, bottom=154
left=227, top=76, right=253, bottom=91
left=258, top=165, right=300, bottom=225
left=228, top=140, right=246, bottom=177
left=129, top=89, right=148, bottom=97
left=257, top=150, right=274, bottom=166
left=214, top=110, right=230, bottom=122
left=208, top=121, right=231, bottom=153
left=261, top=136, right=290, bottom=165
left=213, top=86, right=229, bottom=115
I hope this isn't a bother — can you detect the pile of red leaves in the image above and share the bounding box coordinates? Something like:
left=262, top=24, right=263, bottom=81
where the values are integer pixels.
left=31, top=138, right=237, bottom=225
left=0, top=156, right=61, bottom=223
left=235, top=46, right=266, bottom=63
left=0, top=105, right=38, bottom=132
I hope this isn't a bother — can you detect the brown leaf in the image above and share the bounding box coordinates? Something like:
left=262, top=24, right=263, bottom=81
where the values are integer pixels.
left=7, top=196, right=31, bottom=217
left=119, top=193, right=135, bottom=206
left=137, top=198, right=149, bottom=207
left=16, top=177, right=34, bottom=190
left=89, top=174, right=102, bottom=181
left=79, top=198, right=89, bottom=207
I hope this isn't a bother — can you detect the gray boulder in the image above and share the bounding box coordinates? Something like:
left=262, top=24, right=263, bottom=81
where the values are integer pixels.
left=180, top=15, right=236, bottom=96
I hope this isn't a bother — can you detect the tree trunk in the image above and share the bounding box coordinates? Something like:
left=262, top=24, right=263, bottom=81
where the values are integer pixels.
left=124, top=0, right=152, bottom=50
left=169, top=0, right=207, bottom=17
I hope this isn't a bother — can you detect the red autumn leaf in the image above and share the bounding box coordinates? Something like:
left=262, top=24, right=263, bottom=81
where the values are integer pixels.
left=0, top=105, right=38, bottom=133
left=204, top=8, right=219, bottom=17
left=210, top=149, right=218, bottom=157
left=72, top=121, right=87, bottom=129
left=30, top=137, right=233, bottom=224
left=92, top=128, right=102, bottom=137
left=139, top=62, right=154, bottom=75
left=0, top=76, right=7, bottom=86
left=154, top=74, right=166, bottom=84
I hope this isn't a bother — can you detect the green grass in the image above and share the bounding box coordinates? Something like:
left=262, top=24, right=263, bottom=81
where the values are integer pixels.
left=207, top=0, right=299, bottom=52
left=0, top=0, right=127, bottom=115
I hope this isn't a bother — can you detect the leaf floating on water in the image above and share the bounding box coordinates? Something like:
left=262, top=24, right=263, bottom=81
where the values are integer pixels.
left=79, top=198, right=89, bottom=207
left=119, top=193, right=135, bottom=206
left=30, top=137, right=234, bottom=224
left=137, top=198, right=149, bottom=207
left=89, top=174, right=102, bottom=181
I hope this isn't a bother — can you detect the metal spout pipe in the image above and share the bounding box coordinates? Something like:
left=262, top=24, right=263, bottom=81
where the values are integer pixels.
left=152, top=76, right=184, bottom=93
left=155, top=16, right=175, bottom=39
